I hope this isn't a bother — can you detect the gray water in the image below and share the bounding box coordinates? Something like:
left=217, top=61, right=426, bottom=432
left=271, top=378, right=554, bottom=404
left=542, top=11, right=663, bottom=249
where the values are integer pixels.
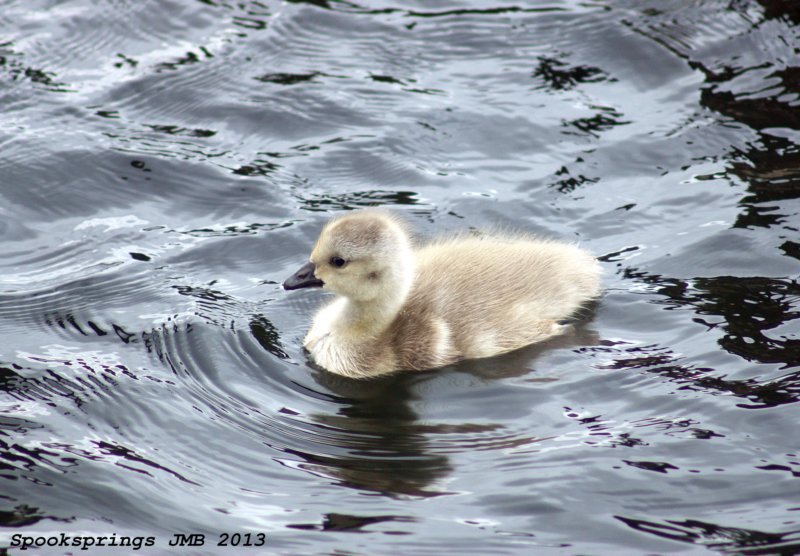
left=2, top=1, right=799, bottom=554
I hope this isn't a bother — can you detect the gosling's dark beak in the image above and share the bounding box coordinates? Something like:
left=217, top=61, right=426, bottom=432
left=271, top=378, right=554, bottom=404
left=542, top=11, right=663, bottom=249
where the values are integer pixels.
left=283, top=261, right=324, bottom=290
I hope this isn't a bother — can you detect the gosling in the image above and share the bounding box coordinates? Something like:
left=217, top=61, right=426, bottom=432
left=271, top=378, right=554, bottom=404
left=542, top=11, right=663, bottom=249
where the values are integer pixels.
left=283, top=210, right=601, bottom=379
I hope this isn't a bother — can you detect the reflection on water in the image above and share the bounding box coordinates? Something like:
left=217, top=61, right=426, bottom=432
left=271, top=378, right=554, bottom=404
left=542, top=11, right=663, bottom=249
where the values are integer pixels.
left=289, top=371, right=454, bottom=499
left=2, top=0, right=800, bottom=553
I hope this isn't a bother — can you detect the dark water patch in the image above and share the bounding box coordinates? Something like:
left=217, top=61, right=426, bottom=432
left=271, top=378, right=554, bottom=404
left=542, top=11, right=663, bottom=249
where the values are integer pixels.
left=296, top=189, right=428, bottom=212
left=0, top=503, right=68, bottom=528
left=533, top=55, right=614, bottom=91
left=92, top=441, right=200, bottom=485
left=250, top=316, right=289, bottom=360
left=562, top=103, right=630, bottom=138
left=255, top=71, right=325, bottom=85
left=404, top=5, right=572, bottom=18
left=154, top=47, right=215, bottom=73
left=623, top=460, right=680, bottom=474
left=0, top=354, right=140, bottom=410
left=0, top=45, right=72, bottom=93
left=176, top=219, right=297, bottom=238
left=781, top=241, right=800, bottom=261
left=144, top=124, right=217, bottom=138
left=616, top=515, right=800, bottom=554
left=593, top=338, right=800, bottom=410
left=232, top=159, right=281, bottom=177
left=703, top=87, right=800, bottom=132
left=287, top=512, right=416, bottom=533
left=730, top=134, right=800, bottom=229
left=625, top=271, right=800, bottom=369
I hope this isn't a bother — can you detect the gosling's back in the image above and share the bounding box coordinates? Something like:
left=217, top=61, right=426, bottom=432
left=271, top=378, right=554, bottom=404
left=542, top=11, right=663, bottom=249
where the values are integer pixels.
left=388, top=235, right=601, bottom=369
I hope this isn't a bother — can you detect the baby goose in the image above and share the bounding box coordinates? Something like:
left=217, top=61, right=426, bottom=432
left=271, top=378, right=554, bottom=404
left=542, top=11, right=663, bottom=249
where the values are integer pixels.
left=284, top=210, right=601, bottom=379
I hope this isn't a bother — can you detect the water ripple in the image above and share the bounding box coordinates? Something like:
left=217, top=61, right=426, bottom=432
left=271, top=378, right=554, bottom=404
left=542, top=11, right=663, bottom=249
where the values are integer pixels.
left=4, top=0, right=800, bottom=552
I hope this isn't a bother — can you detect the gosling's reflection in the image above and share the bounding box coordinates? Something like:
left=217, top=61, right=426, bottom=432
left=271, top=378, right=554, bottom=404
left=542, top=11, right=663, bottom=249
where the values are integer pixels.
left=289, top=369, right=453, bottom=498
left=285, top=321, right=599, bottom=498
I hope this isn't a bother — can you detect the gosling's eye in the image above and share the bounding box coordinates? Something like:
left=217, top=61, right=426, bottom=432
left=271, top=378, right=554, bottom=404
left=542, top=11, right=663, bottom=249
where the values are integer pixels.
left=329, top=256, right=347, bottom=268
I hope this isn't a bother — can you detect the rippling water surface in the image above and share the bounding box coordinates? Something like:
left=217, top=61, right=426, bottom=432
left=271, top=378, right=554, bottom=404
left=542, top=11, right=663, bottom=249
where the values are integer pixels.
left=2, top=1, right=800, bottom=554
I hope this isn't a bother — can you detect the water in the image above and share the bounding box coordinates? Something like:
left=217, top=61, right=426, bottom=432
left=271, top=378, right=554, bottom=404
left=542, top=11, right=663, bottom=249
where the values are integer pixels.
left=1, top=1, right=799, bottom=554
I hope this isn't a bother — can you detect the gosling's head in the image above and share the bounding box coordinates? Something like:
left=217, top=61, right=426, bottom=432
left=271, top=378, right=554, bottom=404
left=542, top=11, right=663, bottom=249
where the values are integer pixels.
left=283, top=210, right=414, bottom=302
